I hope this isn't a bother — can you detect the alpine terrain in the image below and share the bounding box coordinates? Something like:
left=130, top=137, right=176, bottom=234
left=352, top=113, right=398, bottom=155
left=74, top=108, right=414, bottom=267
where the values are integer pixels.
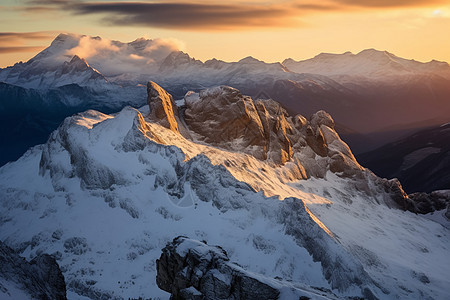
left=2, top=33, right=450, bottom=165
left=0, top=82, right=448, bottom=299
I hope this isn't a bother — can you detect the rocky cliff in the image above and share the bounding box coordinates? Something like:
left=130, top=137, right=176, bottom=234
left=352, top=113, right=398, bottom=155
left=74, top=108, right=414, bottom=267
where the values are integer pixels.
left=0, top=240, right=67, bottom=299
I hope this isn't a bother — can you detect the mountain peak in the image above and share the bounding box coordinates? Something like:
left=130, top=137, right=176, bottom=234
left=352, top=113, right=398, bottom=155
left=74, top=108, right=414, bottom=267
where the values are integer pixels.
left=50, top=32, right=83, bottom=46
left=159, top=51, right=202, bottom=70
left=62, top=55, right=91, bottom=72
left=60, top=55, right=106, bottom=82
left=357, top=48, right=396, bottom=58
left=128, top=37, right=153, bottom=51
left=238, top=56, right=262, bottom=64
left=313, top=52, right=348, bottom=60
left=69, top=54, right=87, bottom=64
left=130, top=37, right=150, bottom=44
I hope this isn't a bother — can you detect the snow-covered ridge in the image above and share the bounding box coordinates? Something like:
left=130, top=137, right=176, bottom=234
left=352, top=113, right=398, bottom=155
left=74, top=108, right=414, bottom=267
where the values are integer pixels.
left=1, top=83, right=448, bottom=299
left=283, top=48, right=450, bottom=82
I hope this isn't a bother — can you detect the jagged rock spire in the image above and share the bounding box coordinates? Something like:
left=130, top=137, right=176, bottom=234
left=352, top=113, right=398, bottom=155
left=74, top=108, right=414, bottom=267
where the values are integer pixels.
left=147, top=81, right=181, bottom=134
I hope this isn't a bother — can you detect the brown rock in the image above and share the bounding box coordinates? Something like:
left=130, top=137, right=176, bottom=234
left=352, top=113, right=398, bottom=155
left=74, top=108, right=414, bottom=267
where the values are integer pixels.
left=156, top=237, right=281, bottom=300
left=147, top=81, right=180, bottom=133
left=304, top=125, right=328, bottom=157
left=184, top=86, right=267, bottom=160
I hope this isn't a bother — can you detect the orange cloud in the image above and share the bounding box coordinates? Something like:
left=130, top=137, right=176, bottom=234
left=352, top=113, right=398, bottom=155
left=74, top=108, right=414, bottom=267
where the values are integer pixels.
left=66, top=35, right=120, bottom=59
left=0, top=31, right=56, bottom=45
left=19, top=1, right=450, bottom=31
left=0, top=46, right=45, bottom=53
left=330, top=0, right=448, bottom=8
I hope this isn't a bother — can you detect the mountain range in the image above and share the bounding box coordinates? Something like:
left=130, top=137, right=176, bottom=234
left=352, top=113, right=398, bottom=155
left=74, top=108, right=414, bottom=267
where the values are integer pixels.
left=1, top=34, right=449, bottom=161
left=358, top=122, right=450, bottom=193
left=0, top=81, right=448, bottom=299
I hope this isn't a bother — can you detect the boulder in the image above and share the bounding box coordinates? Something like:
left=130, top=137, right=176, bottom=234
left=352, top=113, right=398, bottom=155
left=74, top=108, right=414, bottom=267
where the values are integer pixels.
left=156, top=236, right=280, bottom=300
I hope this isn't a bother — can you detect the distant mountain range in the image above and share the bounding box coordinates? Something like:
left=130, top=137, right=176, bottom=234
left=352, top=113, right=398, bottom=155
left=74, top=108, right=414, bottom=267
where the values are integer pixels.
left=1, top=33, right=450, bottom=166
left=358, top=122, right=450, bottom=193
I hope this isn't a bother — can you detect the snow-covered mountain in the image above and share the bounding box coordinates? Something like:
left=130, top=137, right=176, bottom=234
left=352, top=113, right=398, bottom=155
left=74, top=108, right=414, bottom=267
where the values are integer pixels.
left=0, top=83, right=448, bottom=299
left=0, top=33, right=179, bottom=89
left=0, top=53, right=107, bottom=90
left=283, top=49, right=450, bottom=83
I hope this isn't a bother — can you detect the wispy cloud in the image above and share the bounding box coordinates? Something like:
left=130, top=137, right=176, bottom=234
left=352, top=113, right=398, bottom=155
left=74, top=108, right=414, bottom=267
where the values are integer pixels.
left=0, top=46, right=45, bottom=54
left=19, top=0, right=450, bottom=31
left=71, top=2, right=302, bottom=30
left=0, top=31, right=57, bottom=53
left=0, top=31, right=56, bottom=42
left=20, top=1, right=320, bottom=30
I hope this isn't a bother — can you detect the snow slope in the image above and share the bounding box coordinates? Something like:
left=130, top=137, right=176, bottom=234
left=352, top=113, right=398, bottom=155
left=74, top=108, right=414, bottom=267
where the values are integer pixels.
left=0, top=85, right=449, bottom=299
left=0, top=108, right=336, bottom=299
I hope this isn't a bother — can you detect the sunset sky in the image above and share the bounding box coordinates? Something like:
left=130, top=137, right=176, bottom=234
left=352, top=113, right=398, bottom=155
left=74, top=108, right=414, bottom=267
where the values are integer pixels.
left=1, top=0, right=450, bottom=68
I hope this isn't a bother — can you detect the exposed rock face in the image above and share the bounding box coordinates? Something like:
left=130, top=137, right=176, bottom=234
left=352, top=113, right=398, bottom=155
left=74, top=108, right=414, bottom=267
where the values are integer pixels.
left=147, top=81, right=181, bottom=133
left=183, top=85, right=361, bottom=172
left=185, top=86, right=267, bottom=160
left=408, top=190, right=450, bottom=214
left=0, top=240, right=67, bottom=299
left=157, top=237, right=346, bottom=300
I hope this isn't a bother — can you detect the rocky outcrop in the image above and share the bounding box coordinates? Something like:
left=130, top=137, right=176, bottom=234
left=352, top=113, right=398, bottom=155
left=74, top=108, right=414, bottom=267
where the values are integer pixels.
left=182, top=85, right=362, bottom=172
left=184, top=86, right=268, bottom=160
left=0, top=240, right=67, bottom=299
left=156, top=237, right=280, bottom=299
left=156, top=237, right=343, bottom=300
left=408, top=190, right=450, bottom=214
left=147, top=81, right=181, bottom=133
